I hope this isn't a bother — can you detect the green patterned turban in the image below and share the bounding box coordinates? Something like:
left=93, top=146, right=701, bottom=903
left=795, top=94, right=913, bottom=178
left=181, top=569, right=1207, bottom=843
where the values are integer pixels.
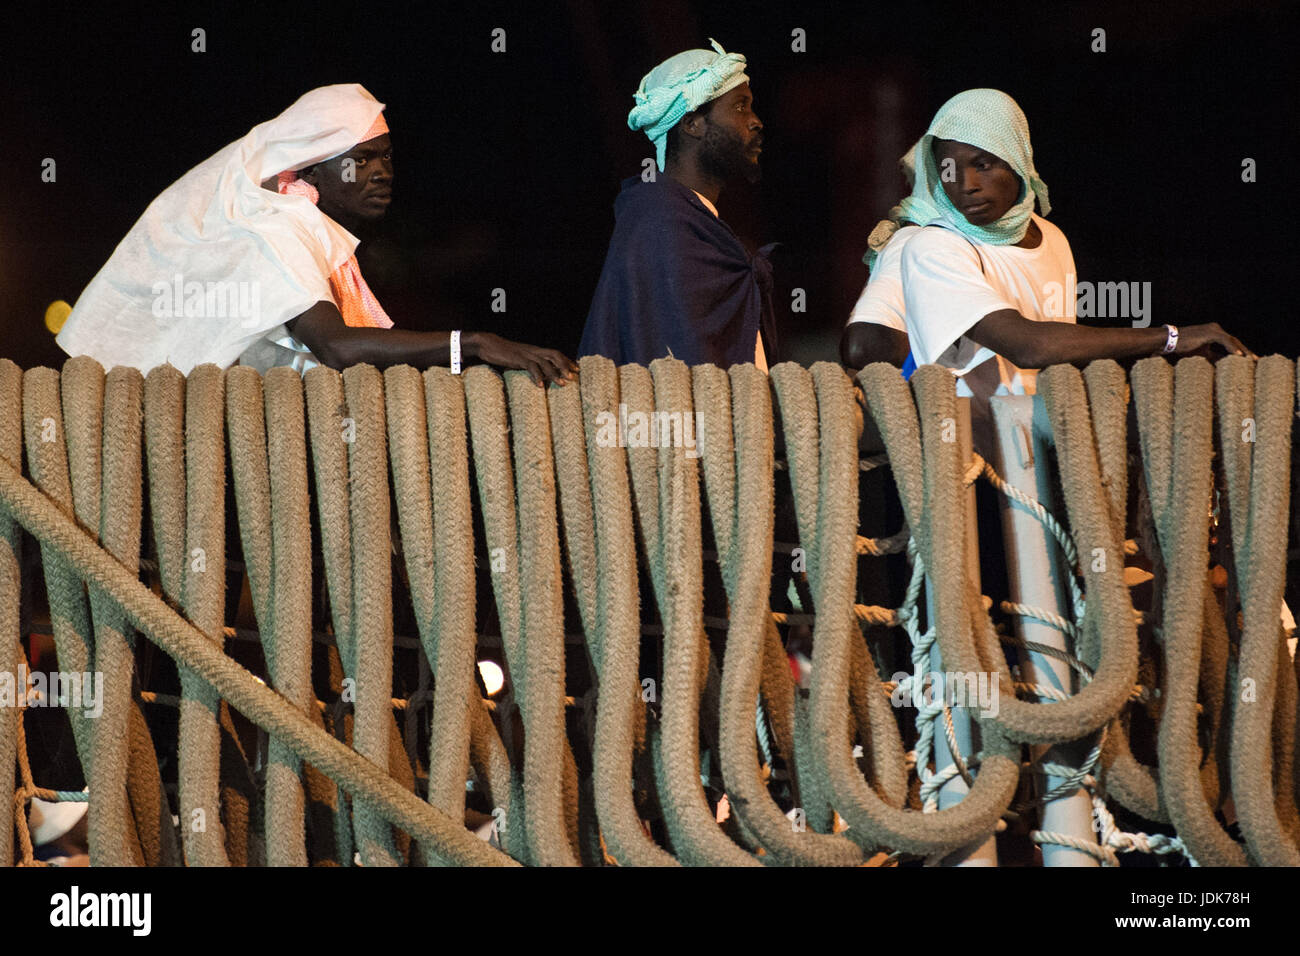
left=628, top=38, right=750, bottom=172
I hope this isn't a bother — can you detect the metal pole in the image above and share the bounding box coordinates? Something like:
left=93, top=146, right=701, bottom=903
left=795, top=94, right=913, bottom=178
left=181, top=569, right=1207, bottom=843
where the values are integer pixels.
left=989, top=394, right=1099, bottom=866
left=930, top=397, right=999, bottom=866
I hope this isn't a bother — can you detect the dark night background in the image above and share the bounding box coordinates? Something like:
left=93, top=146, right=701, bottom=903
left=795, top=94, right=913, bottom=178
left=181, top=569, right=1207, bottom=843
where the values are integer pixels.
left=2, top=0, right=1296, bottom=370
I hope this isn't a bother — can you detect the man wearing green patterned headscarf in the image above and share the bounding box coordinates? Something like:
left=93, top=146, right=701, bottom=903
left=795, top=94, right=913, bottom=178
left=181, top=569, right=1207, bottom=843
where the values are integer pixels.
left=628, top=38, right=754, bottom=175
left=580, top=39, right=776, bottom=369
left=841, top=88, right=1250, bottom=440
left=865, top=88, right=1050, bottom=271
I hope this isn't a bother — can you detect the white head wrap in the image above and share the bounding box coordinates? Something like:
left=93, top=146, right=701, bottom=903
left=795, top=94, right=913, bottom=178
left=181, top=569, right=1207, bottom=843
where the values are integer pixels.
left=628, top=39, right=750, bottom=172
left=57, top=84, right=386, bottom=374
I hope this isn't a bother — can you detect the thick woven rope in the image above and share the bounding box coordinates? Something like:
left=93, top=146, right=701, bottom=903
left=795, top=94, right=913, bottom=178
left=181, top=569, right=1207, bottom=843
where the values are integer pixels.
left=2, top=355, right=1296, bottom=867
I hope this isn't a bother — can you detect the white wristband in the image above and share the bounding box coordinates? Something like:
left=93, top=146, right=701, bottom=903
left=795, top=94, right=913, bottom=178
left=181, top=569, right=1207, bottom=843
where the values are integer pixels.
left=450, top=330, right=462, bottom=374
left=1162, top=324, right=1179, bottom=354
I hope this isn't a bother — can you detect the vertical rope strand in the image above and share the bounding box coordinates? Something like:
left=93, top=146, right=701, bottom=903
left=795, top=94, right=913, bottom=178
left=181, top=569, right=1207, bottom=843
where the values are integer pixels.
left=0, top=360, right=24, bottom=867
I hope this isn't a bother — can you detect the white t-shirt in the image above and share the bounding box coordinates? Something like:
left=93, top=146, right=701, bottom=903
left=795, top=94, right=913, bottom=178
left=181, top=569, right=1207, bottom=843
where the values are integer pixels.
left=899, top=213, right=1076, bottom=399
left=846, top=224, right=921, bottom=333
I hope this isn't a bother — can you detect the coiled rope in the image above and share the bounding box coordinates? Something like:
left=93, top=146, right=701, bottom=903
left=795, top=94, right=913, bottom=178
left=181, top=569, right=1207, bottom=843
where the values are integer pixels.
left=701, top=362, right=865, bottom=865
left=4, top=355, right=1296, bottom=867
left=551, top=357, right=674, bottom=865
left=623, top=360, right=758, bottom=866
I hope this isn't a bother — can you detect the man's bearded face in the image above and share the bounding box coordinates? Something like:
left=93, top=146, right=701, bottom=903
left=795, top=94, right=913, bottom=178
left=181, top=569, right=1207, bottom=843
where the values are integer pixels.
left=696, top=84, right=763, bottom=185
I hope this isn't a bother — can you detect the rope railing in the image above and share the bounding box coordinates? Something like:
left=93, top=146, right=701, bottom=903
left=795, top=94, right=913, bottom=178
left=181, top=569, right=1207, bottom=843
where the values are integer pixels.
left=1, top=354, right=1295, bottom=867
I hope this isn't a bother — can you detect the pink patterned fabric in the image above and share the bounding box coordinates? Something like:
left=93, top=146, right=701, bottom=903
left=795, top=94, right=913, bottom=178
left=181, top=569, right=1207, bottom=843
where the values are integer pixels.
left=276, top=127, right=393, bottom=330
left=326, top=255, right=393, bottom=328
left=276, top=170, right=320, bottom=203
left=360, top=112, right=389, bottom=142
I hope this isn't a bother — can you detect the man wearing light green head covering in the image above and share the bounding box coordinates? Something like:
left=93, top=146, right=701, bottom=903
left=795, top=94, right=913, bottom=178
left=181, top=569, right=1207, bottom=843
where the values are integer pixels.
left=872, top=88, right=1050, bottom=264
left=841, top=88, right=1251, bottom=453
left=628, top=38, right=752, bottom=174
left=579, top=39, right=776, bottom=370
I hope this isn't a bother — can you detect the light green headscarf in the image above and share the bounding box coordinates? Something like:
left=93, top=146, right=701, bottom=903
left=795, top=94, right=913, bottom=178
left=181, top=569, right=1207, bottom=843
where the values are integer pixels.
left=628, top=38, right=750, bottom=172
left=864, top=88, right=1050, bottom=270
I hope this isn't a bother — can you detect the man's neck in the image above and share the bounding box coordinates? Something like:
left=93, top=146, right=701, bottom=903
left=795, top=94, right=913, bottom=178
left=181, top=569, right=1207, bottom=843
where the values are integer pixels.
left=664, top=156, right=724, bottom=209
left=318, top=202, right=365, bottom=238
left=1013, top=218, right=1042, bottom=249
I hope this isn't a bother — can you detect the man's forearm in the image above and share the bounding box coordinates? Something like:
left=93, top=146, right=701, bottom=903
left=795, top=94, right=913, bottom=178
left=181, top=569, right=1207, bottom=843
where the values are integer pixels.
left=969, top=309, right=1170, bottom=369
left=1033, top=322, right=1168, bottom=367
left=323, top=326, right=463, bottom=370
left=285, top=300, right=578, bottom=384
left=287, top=301, right=466, bottom=370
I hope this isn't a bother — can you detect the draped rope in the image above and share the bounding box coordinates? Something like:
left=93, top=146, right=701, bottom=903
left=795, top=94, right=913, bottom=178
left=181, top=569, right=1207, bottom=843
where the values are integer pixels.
left=552, top=357, right=674, bottom=865
left=1129, top=358, right=1246, bottom=865
left=624, top=360, right=759, bottom=866
left=227, top=367, right=311, bottom=866
left=851, top=364, right=1021, bottom=855
left=0, top=360, right=24, bottom=867
left=340, top=365, right=403, bottom=866
left=465, top=367, right=582, bottom=866
left=3, top=355, right=1296, bottom=868
left=1214, top=355, right=1300, bottom=865
left=703, top=363, right=864, bottom=865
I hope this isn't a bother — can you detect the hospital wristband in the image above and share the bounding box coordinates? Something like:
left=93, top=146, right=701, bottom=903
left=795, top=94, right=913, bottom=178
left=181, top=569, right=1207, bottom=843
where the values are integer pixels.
left=1161, top=324, right=1179, bottom=354
left=450, top=330, right=462, bottom=374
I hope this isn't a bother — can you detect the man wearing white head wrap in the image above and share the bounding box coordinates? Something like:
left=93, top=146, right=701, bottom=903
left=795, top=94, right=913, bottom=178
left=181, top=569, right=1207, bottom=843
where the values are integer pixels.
left=57, top=84, right=577, bottom=385
left=841, top=89, right=1251, bottom=452
left=579, top=40, right=775, bottom=370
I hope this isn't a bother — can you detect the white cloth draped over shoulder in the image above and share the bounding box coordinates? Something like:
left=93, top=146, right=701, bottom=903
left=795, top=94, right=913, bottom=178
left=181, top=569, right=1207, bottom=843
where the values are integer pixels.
left=57, top=84, right=385, bottom=374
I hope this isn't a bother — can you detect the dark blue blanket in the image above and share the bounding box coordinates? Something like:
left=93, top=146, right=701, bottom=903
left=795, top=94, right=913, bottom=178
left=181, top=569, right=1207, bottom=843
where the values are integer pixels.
left=578, top=174, right=777, bottom=368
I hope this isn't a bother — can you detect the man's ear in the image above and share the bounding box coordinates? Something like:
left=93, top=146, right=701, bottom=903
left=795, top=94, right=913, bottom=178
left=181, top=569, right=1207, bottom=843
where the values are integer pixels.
left=680, top=107, right=709, bottom=142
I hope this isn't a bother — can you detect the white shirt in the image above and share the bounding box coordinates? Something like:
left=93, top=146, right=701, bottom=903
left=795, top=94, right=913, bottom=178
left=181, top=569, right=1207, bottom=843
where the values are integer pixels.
left=846, top=224, right=919, bottom=333
left=692, top=189, right=768, bottom=373
left=55, top=85, right=384, bottom=375
left=898, top=213, right=1076, bottom=398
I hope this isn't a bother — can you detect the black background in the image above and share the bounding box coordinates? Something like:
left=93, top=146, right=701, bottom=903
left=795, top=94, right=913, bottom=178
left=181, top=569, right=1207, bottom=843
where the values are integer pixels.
left=2, top=0, right=1296, bottom=370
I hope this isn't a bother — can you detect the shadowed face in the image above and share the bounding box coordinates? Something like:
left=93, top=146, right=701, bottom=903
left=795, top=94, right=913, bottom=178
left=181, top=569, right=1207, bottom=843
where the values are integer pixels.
left=932, top=137, right=1023, bottom=226
left=696, top=83, right=764, bottom=184
left=302, top=133, right=392, bottom=232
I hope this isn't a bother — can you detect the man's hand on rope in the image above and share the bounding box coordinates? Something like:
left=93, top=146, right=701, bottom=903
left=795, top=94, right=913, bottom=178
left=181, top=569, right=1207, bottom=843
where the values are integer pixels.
left=1173, top=322, right=1256, bottom=361
left=966, top=309, right=1258, bottom=369
left=466, top=332, right=579, bottom=386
